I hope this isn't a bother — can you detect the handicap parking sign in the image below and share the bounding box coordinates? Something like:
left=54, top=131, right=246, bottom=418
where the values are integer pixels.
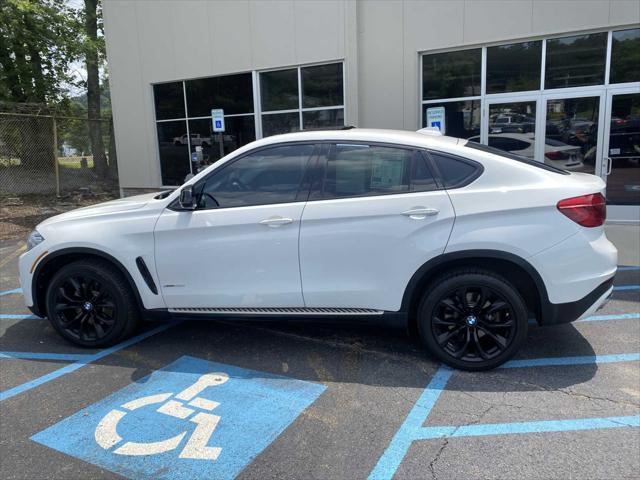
left=32, top=356, right=326, bottom=480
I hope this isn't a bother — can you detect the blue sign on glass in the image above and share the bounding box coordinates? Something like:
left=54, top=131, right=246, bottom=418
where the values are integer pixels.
left=32, top=356, right=326, bottom=480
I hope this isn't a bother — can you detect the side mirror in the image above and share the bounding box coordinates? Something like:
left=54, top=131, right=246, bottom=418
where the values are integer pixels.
left=179, top=185, right=197, bottom=210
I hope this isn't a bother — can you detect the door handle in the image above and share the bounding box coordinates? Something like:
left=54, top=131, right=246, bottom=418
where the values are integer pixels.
left=605, top=157, right=612, bottom=176
left=259, top=216, right=293, bottom=227
left=401, top=207, right=439, bottom=219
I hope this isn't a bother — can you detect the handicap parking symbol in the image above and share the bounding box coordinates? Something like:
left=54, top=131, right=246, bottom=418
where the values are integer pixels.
left=32, top=356, right=326, bottom=480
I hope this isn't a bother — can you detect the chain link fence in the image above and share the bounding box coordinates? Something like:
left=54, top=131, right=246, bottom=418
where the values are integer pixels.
left=0, top=112, right=119, bottom=198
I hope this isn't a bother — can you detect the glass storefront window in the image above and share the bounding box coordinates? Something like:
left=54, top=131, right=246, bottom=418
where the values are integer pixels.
left=422, top=101, right=480, bottom=139
left=422, top=49, right=481, bottom=100
left=262, top=112, right=300, bottom=137
left=484, top=101, right=536, bottom=159
left=302, top=63, right=343, bottom=108
left=185, top=73, right=253, bottom=117
left=153, top=82, right=185, bottom=120
left=545, top=97, right=599, bottom=174
left=188, top=116, right=256, bottom=167
left=260, top=69, right=299, bottom=111
left=302, top=109, right=344, bottom=130
left=606, top=93, right=640, bottom=205
left=156, top=120, right=190, bottom=186
left=545, top=33, right=607, bottom=89
left=610, top=29, right=640, bottom=85
left=486, top=41, right=541, bottom=93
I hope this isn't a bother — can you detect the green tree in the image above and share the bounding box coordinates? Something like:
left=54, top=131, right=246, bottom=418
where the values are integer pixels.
left=0, top=0, right=78, bottom=104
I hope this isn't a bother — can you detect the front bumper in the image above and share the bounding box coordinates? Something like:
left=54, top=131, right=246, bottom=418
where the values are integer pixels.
left=539, top=277, right=614, bottom=326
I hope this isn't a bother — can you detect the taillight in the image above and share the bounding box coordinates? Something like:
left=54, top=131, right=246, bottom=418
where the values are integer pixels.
left=545, top=151, right=568, bottom=160
left=557, top=193, right=606, bottom=227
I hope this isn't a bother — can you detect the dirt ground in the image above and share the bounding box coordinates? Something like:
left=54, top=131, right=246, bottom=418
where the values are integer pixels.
left=0, top=191, right=118, bottom=241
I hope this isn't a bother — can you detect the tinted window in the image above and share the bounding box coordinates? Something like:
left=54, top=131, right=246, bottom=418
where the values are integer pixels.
left=486, top=41, right=541, bottom=93
left=262, top=112, right=300, bottom=137
left=422, top=101, right=480, bottom=139
left=198, top=144, right=314, bottom=209
left=302, top=63, right=343, bottom=108
left=153, top=82, right=185, bottom=120
left=302, top=109, right=344, bottom=130
left=260, top=69, right=298, bottom=111
left=545, top=33, right=607, bottom=89
left=411, top=155, right=438, bottom=192
left=157, top=121, right=190, bottom=186
left=322, top=144, right=412, bottom=198
left=422, top=49, right=481, bottom=100
left=185, top=73, right=253, bottom=116
left=429, top=152, right=479, bottom=187
left=610, top=28, right=640, bottom=84
left=464, top=142, right=569, bottom=175
left=188, top=116, right=255, bottom=165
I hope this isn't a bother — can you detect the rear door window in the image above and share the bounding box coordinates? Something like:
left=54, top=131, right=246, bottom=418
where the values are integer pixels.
left=320, top=144, right=413, bottom=198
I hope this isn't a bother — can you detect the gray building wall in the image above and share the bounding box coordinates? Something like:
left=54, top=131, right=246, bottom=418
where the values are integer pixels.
left=103, top=0, right=640, bottom=191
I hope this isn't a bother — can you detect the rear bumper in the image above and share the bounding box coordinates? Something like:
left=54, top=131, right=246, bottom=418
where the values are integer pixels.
left=539, top=277, right=614, bottom=326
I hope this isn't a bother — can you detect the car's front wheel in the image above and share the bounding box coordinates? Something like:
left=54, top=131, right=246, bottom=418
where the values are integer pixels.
left=45, top=259, right=139, bottom=347
left=417, top=269, right=528, bottom=371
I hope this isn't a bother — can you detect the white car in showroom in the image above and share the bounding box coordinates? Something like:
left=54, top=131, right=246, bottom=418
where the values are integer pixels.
left=20, top=128, right=617, bottom=370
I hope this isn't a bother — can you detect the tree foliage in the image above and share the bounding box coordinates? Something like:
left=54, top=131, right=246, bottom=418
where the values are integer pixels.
left=0, top=0, right=80, bottom=104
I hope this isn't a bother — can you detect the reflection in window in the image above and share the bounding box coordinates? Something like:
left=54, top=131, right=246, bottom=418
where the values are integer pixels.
left=422, top=49, right=481, bottom=100
left=302, top=63, right=343, bottom=108
left=422, top=101, right=480, bottom=139
left=484, top=101, right=536, bottom=158
left=185, top=73, right=253, bottom=116
left=486, top=41, right=541, bottom=93
left=303, top=109, right=344, bottom=130
left=545, top=97, right=599, bottom=174
left=262, top=112, right=300, bottom=137
left=260, top=69, right=298, bottom=111
left=188, top=116, right=256, bottom=168
left=606, top=93, right=640, bottom=205
left=198, top=144, right=314, bottom=209
left=322, top=145, right=412, bottom=198
left=545, top=33, right=607, bottom=89
left=610, top=29, right=640, bottom=85
left=153, top=82, right=185, bottom=120
left=156, top=120, right=190, bottom=186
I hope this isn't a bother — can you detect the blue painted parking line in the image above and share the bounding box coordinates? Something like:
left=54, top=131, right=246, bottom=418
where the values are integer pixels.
left=0, top=322, right=178, bottom=402
left=369, top=352, right=640, bottom=480
left=0, top=288, right=22, bottom=296
left=578, top=312, right=640, bottom=322
left=414, top=415, right=640, bottom=440
left=0, top=314, right=40, bottom=320
left=501, top=352, right=640, bottom=368
left=32, top=355, right=326, bottom=480
left=613, top=285, right=640, bottom=291
left=0, top=351, right=93, bottom=361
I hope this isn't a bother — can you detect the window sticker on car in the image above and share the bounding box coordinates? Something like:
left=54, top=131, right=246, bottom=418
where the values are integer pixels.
left=371, top=157, right=404, bottom=188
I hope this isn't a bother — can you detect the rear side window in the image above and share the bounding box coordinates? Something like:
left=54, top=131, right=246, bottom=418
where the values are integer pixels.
left=321, top=144, right=412, bottom=198
left=427, top=151, right=482, bottom=188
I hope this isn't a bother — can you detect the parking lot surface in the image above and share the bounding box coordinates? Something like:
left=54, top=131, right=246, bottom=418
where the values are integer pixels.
left=1, top=237, right=639, bottom=480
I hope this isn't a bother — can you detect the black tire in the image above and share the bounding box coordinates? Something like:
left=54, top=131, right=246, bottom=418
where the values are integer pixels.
left=417, top=269, right=528, bottom=371
left=45, top=259, right=139, bottom=347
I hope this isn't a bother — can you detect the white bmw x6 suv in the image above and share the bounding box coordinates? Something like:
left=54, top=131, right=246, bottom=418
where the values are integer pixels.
left=19, top=129, right=617, bottom=370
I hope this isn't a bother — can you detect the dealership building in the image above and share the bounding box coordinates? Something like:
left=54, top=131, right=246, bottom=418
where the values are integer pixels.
left=103, top=0, right=640, bottom=222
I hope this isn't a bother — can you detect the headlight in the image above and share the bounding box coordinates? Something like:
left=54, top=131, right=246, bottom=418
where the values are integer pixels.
left=26, top=230, right=45, bottom=251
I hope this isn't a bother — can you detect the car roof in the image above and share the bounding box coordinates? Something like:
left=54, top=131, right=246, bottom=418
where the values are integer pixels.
left=249, top=128, right=463, bottom=150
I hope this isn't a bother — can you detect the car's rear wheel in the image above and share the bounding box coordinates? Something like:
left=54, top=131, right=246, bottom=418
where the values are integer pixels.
left=45, top=259, right=139, bottom=347
left=417, top=269, right=528, bottom=371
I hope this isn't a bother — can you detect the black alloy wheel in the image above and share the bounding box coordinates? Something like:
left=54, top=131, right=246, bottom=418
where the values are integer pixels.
left=418, top=270, right=528, bottom=371
left=52, top=275, right=117, bottom=342
left=46, top=259, right=139, bottom=347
